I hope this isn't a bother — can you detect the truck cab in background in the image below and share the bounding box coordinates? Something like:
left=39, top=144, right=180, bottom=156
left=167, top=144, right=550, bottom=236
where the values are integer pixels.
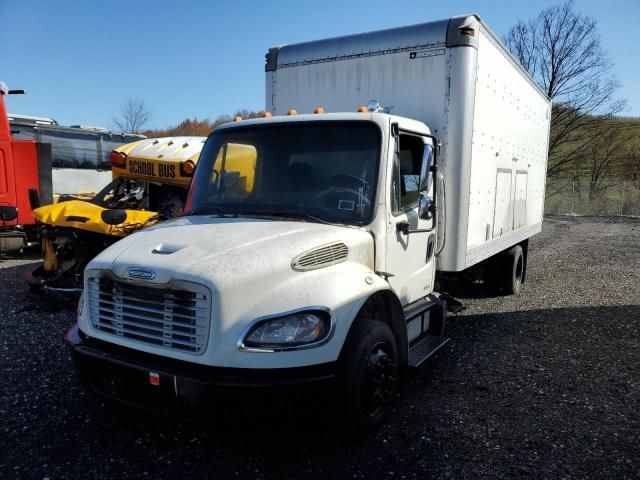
left=67, top=15, right=550, bottom=433
left=0, top=82, right=52, bottom=251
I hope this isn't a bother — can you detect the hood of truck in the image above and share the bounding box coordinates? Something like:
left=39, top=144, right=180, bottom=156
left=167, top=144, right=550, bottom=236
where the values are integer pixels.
left=81, top=214, right=381, bottom=368
left=88, top=215, right=374, bottom=284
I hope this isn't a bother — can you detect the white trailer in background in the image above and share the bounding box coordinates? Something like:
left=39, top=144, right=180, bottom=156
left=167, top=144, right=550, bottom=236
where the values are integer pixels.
left=69, top=15, right=551, bottom=433
left=266, top=14, right=551, bottom=273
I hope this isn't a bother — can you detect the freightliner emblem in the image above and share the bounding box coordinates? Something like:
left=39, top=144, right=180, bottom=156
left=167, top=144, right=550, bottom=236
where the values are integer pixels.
left=127, top=268, right=156, bottom=280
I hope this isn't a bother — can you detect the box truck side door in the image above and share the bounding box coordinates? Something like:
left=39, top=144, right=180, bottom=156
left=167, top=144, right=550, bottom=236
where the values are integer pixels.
left=385, top=127, right=437, bottom=307
left=513, top=171, right=528, bottom=229
left=492, top=169, right=512, bottom=238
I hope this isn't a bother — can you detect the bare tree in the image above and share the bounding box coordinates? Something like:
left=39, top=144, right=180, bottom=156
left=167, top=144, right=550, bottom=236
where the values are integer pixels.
left=579, top=121, right=627, bottom=199
left=621, top=132, right=640, bottom=189
left=113, top=98, right=151, bottom=134
left=504, top=1, right=624, bottom=177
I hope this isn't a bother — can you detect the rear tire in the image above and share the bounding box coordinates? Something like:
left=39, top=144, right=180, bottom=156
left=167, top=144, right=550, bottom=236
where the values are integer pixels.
left=500, top=244, right=524, bottom=295
left=338, top=319, right=398, bottom=435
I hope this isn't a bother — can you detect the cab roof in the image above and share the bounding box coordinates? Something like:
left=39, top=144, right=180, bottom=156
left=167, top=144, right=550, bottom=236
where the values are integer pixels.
left=214, top=112, right=431, bottom=136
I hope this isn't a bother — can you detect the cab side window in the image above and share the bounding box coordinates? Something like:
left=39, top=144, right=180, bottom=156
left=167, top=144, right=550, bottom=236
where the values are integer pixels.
left=391, top=134, right=424, bottom=213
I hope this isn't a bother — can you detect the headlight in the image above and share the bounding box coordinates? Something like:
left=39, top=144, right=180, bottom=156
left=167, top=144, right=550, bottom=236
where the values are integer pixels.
left=241, top=310, right=332, bottom=350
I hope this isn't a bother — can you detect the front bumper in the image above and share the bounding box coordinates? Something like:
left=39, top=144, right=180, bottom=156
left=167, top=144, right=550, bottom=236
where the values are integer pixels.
left=66, top=324, right=337, bottom=412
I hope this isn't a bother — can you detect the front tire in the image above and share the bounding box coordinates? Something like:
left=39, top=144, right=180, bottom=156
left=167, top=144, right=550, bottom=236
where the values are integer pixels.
left=339, top=319, right=398, bottom=434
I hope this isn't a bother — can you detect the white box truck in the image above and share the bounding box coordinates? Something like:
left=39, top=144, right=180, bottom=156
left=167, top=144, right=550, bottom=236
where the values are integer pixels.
left=67, top=15, right=550, bottom=432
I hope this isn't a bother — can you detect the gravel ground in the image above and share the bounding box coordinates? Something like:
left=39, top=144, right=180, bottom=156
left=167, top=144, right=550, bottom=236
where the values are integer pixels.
left=1, top=215, right=639, bottom=479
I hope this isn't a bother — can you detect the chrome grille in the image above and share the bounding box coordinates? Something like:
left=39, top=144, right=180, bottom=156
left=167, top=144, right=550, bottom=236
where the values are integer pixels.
left=87, top=276, right=210, bottom=355
left=292, top=242, right=349, bottom=271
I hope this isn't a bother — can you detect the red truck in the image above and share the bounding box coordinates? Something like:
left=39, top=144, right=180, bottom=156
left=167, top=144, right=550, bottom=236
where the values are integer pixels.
left=0, top=83, right=53, bottom=251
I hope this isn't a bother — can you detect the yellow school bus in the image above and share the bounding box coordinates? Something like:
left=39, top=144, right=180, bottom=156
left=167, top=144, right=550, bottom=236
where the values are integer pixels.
left=29, top=137, right=207, bottom=293
left=29, top=136, right=258, bottom=293
left=109, top=136, right=205, bottom=187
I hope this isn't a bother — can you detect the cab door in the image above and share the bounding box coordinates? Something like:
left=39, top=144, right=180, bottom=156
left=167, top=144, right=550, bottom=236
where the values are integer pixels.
left=385, top=126, right=437, bottom=306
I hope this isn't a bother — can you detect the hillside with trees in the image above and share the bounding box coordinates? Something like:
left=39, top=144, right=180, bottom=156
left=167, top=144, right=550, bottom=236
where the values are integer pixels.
left=142, top=110, right=265, bottom=138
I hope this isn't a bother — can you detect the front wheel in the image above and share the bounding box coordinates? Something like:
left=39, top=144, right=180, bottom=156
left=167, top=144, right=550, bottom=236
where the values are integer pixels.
left=338, top=319, right=398, bottom=434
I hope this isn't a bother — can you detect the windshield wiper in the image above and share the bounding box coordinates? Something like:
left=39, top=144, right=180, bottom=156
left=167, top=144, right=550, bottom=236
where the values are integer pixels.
left=191, top=206, right=238, bottom=217
left=239, top=209, right=342, bottom=226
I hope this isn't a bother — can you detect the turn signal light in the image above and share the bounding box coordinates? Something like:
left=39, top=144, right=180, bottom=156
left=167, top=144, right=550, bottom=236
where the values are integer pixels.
left=109, top=151, right=127, bottom=168
left=180, top=160, right=196, bottom=176
left=357, top=106, right=368, bottom=112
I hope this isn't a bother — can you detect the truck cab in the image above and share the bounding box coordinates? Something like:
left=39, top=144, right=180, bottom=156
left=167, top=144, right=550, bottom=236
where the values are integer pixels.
left=70, top=111, right=447, bottom=430
left=0, top=83, right=52, bottom=250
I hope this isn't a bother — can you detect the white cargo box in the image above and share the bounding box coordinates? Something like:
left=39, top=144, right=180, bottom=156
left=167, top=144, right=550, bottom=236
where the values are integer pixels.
left=265, top=14, right=551, bottom=272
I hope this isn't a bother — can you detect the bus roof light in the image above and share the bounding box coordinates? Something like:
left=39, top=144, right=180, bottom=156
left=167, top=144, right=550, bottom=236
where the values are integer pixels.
left=108, top=151, right=127, bottom=168
left=180, top=160, right=196, bottom=176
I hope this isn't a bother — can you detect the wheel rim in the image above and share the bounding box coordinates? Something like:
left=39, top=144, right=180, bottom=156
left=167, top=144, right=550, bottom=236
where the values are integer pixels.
left=360, top=342, right=397, bottom=419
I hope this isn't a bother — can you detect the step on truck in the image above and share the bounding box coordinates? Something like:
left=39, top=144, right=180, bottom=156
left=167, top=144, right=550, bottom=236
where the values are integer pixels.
left=67, top=15, right=551, bottom=432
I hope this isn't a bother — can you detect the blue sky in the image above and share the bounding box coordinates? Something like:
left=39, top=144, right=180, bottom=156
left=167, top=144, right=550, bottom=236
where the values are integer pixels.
left=2, top=0, right=639, bottom=129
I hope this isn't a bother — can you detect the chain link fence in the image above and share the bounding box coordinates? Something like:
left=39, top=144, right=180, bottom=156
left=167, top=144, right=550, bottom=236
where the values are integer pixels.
left=545, top=180, right=640, bottom=216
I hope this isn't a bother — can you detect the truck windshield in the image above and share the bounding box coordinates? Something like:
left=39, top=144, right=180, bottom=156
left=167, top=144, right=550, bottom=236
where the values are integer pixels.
left=187, top=122, right=381, bottom=225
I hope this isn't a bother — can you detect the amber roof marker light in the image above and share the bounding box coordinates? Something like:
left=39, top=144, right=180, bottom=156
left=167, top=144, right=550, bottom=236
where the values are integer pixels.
left=460, top=26, right=475, bottom=36
left=180, top=160, right=196, bottom=176
left=108, top=151, right=127, bottom=168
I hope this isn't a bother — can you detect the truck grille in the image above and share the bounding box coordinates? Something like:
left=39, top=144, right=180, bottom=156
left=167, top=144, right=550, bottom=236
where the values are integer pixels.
left=87, top=276, right=210, bottom=355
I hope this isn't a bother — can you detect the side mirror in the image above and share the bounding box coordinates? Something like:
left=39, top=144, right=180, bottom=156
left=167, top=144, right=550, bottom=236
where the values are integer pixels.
left=101, top=209, right=127, bottom=226
left=418, top=145, right=434, bottom=193
left=419, top=195, right=434, bottom=220
left=0, top=206, right=18, bottom=222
